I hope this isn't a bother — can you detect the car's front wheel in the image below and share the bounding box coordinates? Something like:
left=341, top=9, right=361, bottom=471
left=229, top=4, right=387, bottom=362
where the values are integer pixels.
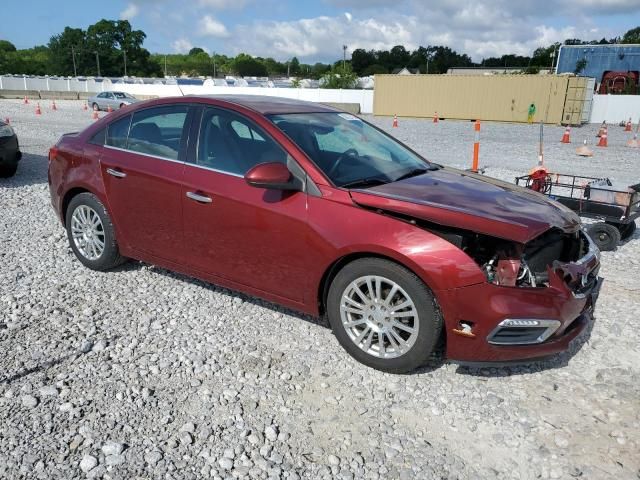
left=65, top=193, right=126, bottom=271
left=327, top=258, right=442, bottom=373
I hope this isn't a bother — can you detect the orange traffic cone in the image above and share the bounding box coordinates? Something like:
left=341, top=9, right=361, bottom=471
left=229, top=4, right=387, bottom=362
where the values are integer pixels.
left=392, top=114, right=398, bottom=128
left=561, top=126, right=571, bottom=144
left=576, top=139, right=593, bottom=157
left=596, top=121, right=605, bottom=137
left=4, top=117, right=9, bottom=124
left=107, top=105, right=113, bottom=113
left=92, top=110, right=99, bottom=120
left=35, top=103, right=42, bottom=115
left=433, top=111, right=439, bottom=123
left=23, top=96, right=29, bottom=104
left=596, top=126, right=608, bottom=147
left=51, top=100, right=57, bottom=111
left=624, top=118, right=632, bottom=132
left=83, top=102, right=88, bottom=111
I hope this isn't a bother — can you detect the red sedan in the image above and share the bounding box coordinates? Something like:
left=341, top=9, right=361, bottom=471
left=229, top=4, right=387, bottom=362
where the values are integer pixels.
left=48, top=96, right=601, bottom=373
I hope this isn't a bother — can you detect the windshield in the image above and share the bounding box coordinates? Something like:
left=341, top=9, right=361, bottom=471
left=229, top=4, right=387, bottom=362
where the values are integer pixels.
left=268, top=112, right=433, bottom=188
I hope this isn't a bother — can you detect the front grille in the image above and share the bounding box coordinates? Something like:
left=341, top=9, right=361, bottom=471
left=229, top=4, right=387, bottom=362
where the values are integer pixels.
left=487, top=319, right=561, bottom=345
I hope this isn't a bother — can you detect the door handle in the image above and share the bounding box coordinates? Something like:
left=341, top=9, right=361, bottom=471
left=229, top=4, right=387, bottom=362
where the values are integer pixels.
left=186, top=191, right=213, bottom=204
left=106, top=168, right=127, bottom=178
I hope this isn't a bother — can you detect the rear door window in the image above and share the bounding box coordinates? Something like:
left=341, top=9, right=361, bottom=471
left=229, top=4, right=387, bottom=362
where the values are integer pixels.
left=127, top=106, right=189, bottom=160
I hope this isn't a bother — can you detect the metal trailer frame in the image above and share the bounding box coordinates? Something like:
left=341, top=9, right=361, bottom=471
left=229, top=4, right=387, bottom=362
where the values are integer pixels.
left=515, top=172, right=640, bottom=249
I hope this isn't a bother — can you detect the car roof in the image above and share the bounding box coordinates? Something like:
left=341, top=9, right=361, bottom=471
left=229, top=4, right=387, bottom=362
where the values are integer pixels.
left=189, top=94, right=340, bottom=115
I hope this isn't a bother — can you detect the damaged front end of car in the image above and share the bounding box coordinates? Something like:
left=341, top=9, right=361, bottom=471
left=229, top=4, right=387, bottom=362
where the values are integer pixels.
left=425, top=223, right=603, bottom=362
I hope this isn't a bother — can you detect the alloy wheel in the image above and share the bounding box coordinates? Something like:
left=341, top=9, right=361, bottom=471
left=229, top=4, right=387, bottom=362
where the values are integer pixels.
left=70, top=205, right=105, bottom=260
left=339, top=275, right=419, bottom=359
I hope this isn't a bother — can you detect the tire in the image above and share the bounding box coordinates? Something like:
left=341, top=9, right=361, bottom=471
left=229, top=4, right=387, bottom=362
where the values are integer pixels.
left=65, top=192, right=126, bottom=271
left=92, top=103, right=99, bottom=112
left=587, top=222, right=620, bottom=251
left=0, top=162, right=18, bottom=178
left=327, top=258, right=443, bottom=373
left=613, top=221, right=636, bottom=241
left=119, top=103, right=125, bottom=109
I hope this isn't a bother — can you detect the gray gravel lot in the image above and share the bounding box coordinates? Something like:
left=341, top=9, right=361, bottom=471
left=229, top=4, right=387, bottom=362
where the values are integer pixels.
left=1, top=99, right=639, bottom=479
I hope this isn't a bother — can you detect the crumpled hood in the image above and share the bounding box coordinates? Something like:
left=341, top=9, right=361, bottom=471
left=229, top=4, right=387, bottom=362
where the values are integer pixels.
left=349, top=168, right=581, bottom=244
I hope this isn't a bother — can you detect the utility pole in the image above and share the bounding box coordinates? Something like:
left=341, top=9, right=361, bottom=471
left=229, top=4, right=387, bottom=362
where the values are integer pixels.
left=213, top=52, right=216, bottom=78
left=287, top=61, right=290, bottom=78
left=550, top=45, right=558, bottom=71
left=123, top=49, right=127, bottom=77
left=342, top=45, right=347, bottom=70
left=95, top=52, right=101, bottom=77
left=164, top=55, right=167, bottom=77
left=71, top=46, right=77, bottom=77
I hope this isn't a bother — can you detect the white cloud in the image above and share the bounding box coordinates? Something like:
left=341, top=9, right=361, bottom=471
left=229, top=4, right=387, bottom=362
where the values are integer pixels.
left=172, top=38, right=194, bottom=53
left=114, top=0, right=640, bottom=61
left=198, top=0, right=247, bottom=8
left=235, top=14, right=416, bottom=59
left=199, top=15, right=230, bottom=38
left=120, top=3, right=140, bottom=20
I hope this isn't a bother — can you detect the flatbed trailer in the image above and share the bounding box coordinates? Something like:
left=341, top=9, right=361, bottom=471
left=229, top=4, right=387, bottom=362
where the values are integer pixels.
left=515, top=172, right=640, bottom=251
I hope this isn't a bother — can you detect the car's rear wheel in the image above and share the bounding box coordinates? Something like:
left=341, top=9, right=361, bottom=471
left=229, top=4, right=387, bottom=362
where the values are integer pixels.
left=0, top=162, right=18, bottom=178
left=327, top=258, right=442, bottom=373
left=65, top=193, right=126, bottom=271
left=92, top=103, right=99, bottom=112
left=119, top=103, right=125, bottom=109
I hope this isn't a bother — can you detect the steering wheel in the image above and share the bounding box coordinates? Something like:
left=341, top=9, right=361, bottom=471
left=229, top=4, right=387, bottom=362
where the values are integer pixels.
left=327, top=148, right=359, bottom=177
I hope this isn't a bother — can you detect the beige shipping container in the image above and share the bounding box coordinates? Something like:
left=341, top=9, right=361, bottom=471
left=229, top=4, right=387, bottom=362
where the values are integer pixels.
left=373, top=74, right=577, bottom=124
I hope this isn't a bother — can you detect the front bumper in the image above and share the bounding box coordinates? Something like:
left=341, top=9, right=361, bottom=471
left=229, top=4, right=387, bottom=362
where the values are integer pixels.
left=0, top=135, right=21, bottom=166
left=438, top=233, right=602, bottom=363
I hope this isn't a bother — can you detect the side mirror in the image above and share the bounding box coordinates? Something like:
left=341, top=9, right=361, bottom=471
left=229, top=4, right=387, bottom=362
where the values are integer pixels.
left=245, top=162, right=298, bottom=190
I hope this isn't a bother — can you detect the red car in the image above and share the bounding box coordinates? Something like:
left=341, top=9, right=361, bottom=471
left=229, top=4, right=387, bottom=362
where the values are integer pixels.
left=48, top=96, right=601, bottom=373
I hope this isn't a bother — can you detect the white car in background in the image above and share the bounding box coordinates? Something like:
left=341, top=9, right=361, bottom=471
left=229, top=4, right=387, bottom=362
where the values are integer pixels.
left=87, top=91, right=140, bottom=112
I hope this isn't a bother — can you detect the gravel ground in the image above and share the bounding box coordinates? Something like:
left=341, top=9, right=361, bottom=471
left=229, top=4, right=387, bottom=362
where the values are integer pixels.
left=1, top=99, right=639, bottom=480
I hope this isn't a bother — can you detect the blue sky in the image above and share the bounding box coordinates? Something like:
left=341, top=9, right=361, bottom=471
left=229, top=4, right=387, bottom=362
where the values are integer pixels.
left=2, top=0, right=640, bottom=63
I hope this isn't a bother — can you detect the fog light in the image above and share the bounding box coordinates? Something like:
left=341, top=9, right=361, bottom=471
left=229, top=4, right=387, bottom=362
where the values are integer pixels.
left=487, top=318, right=561, bottom=345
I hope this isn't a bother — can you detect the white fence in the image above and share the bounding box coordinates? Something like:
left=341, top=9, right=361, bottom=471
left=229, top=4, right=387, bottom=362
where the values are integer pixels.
left=0, top=75, right=108, bottom=92
left=0, top=75, right=374, bottom=113
left=590, top=95, right=640, bottom=124
left=111, top=83, right=374, bottom=114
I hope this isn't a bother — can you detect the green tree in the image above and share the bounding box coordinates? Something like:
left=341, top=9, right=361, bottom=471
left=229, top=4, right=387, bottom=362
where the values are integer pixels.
left=362, top=64, right=388, bottom=75
left=574, top=58, right=588, bottom=75
left=289, top=57, right=300, bottom=76
left=46, top=19, right=160, bottom=77
left=621, top=26, right=640, bottom=44
left=48, top=27, right=86, bottom=75
left=351, top=48, right=376, bottom=75
left=310, top=62, right=331, bottom=79
left=0, top=40, right=17, bottom=54
left=389, top=45, right=410, bottom=69
left=188, top=47, right=205, bottom=56
left=321, top=64, right=358, bottom=89
left=232, top=53, right=268, bottom=77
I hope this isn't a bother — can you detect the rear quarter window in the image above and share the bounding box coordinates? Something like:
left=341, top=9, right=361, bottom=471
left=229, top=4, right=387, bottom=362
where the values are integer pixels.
left=106, top=115, right=132, bottom=149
